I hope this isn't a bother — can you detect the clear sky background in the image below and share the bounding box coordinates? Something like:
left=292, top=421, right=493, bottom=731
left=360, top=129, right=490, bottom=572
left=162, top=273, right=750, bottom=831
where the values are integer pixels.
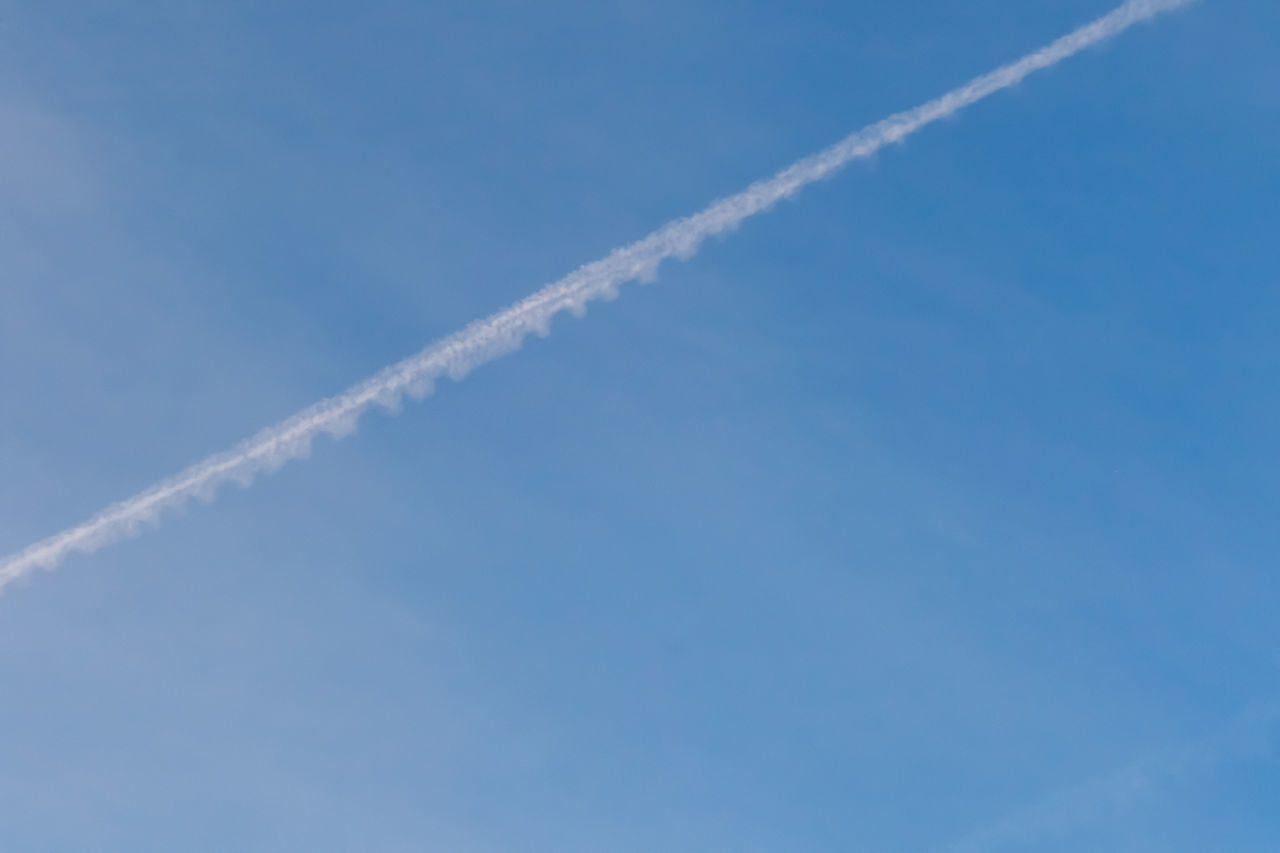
left=1, top=1, right=1277, bottom=850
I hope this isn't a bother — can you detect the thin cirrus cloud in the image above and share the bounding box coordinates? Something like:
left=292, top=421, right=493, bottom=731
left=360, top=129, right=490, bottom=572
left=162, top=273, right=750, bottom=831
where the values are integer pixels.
left=0, top=0, right=1196, bottom=592
left=941, top=700, right=1280, bottom=852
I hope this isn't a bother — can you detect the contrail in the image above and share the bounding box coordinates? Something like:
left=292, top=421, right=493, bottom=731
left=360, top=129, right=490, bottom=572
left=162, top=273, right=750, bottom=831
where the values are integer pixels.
left=0, top=0, right=1194, bottom=592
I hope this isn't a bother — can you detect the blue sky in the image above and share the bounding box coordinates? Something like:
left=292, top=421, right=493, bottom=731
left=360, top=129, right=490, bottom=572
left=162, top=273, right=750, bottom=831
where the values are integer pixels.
left=1, top=0, right=1277, bottom=850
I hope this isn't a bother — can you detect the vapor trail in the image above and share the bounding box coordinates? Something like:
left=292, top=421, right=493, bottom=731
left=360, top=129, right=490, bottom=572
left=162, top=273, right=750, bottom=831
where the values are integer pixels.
left=0, top=0, right=1194, bottom=592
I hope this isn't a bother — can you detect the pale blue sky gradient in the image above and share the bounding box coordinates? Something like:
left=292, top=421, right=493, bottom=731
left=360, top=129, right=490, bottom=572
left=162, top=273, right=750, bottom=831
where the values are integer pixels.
left=1, top=1, right=1277, bottom=850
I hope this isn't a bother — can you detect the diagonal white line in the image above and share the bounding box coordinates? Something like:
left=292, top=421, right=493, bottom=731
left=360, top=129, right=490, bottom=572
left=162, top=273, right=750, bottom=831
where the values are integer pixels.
left=0, top=0, right=1196, bottom=592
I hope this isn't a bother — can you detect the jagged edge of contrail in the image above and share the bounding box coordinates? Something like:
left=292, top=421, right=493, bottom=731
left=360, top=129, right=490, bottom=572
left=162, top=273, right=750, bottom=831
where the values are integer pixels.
left=0, top=0, right=1195, bottom=592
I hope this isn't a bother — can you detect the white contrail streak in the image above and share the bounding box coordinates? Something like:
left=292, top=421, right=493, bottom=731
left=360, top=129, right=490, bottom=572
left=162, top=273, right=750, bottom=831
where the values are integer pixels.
left=0, top=0, right=1194, bottom=592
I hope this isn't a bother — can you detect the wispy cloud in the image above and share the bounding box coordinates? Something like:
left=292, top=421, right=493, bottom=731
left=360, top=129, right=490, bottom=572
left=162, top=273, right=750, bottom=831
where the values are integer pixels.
left=0, top=0, right=1196, bottom=592
left=0, top=96, right=98, bottom=219
left=941, top=700, right=1279, bottom=853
